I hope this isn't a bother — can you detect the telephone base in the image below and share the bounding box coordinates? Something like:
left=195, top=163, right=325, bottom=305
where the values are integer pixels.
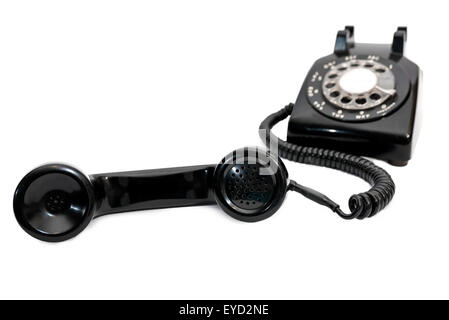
left=287, top=26, right=420, bottom=166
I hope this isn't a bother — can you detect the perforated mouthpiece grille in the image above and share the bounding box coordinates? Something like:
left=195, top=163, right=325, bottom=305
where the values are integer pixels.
left=223, top=163, right=275, bottom=210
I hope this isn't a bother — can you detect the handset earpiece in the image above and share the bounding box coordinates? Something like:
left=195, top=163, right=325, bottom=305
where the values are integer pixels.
left=13, top=147, right=288, bottom=242
left=13, top=164, right=96, bottom=242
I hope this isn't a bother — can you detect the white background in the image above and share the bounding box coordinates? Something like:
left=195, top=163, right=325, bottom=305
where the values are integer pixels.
left=0, top=0, right=448, bottom=299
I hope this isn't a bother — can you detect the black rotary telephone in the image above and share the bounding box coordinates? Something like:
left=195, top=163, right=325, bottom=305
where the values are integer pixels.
left=13, top=26, right=420, bottom=242
left=285, top=26, right=420, bottom=167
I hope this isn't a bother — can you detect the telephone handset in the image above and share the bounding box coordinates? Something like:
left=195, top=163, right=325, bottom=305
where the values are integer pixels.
left=13, top=27, right=419, bottom=242
left=14, top=148, right=292, bottom=242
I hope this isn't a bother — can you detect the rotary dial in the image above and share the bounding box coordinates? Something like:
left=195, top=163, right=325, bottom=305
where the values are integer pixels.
left=322, top=59, right=395, bottom=110
left=306, top=55, right=406, bottom=122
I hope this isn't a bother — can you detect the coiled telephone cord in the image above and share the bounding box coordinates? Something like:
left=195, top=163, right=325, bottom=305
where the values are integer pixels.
left=259, top=103, right=395, bottom=219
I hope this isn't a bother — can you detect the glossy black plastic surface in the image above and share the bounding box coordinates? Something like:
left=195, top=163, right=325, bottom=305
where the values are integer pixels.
left=14, top=163, right=216, bottom=242
left=13, top=147, right=289, bottom=241
left=214, top=147, right=289, bottom=222
left=14, top=164, right=95, bottom=242
left=91, top=165, right=216, bottom=218
left=287, top=27, right=420, bottom=166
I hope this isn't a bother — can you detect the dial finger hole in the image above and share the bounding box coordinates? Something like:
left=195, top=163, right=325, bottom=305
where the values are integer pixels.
left=325, top=82, right=336, bottom=89
left=341, top=96, right=352, bottom=104
left=375, top=68, right=386, bottom=73
left=328, top=73, right=338, bottom=79
left=330, top=91, right=340, bottom=98
left=364, top=63, right=374, bottom=68
left=355, top=98, right=367, bottom=105
left=369, top=93, right=381, bottom=101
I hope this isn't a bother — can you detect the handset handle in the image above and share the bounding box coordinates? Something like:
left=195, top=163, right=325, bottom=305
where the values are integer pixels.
left=91, top=164, right=216, bottom=218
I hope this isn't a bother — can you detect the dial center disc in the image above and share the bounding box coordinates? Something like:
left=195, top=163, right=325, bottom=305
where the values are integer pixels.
left=339, top=68, right=377, bottom=94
